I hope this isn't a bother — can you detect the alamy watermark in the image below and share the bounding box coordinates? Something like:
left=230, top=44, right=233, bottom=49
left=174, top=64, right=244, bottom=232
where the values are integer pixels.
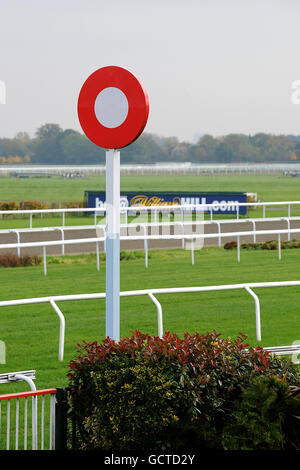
left=0, top=80, right=6, bottom=105
left=291, top=80, right=300, bottom=104
left=96, top=199, right=205, bottom=250
left=291, top=340, right=300, bottom=364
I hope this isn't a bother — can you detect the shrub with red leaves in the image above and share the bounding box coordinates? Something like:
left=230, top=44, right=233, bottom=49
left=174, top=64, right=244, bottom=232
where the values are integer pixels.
left=67, top=330, right=299, bottom=451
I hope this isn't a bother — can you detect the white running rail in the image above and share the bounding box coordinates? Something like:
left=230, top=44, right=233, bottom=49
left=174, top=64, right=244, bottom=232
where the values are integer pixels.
left=0, top=199, right=300, bottom=226
left=1, top=226, right=300, bottom=275
left=0, top=280, right=300, bottom=361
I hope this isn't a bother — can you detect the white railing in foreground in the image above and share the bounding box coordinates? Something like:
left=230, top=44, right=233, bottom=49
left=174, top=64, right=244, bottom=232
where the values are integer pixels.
left=0, top=281, right=300, bottom=362
left=1, top=226, right=300, bottom=275
left=0, top=388, right=56, bottom=450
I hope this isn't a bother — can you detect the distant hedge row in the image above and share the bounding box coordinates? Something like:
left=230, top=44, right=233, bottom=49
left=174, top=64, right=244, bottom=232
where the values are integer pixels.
left=0, top=254, right=41, bottom=267
left=0, top=201, right=84, bottom=211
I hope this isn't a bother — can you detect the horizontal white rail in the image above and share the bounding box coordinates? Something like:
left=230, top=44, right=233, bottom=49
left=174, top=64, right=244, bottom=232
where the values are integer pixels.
left=2, top=163, right=300, bottom=175
left=1, top=216, right=299, bottom=259
left=1, top=226, right=300, bottom=251
left=1, top=281, right=300, bottom=361
left=0, top=371, right=36, bottom=385
left=1, top=215, right=299, bottom=238
left=0, top=200, right=300, bottom=216
left=0, top=226, right=299, bottom=275
left=0, top=200, right=299, bottom=229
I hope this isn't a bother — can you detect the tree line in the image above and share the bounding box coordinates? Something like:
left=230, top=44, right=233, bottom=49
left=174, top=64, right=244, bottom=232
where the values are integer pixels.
left=1, top=123, right=300, bottom=165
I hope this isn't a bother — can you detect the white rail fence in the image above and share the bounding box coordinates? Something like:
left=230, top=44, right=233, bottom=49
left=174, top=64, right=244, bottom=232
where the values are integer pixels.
left=1, top=200, right=300, bottom=227
left=0, top=226, right=300, bottom=275
left=0, top=281, right=300, bottom=363
left=1, top=213, right=300, bottom=255
left=3, top=163, right=300, bottom=176
left=3, top=163, right=300, bottom=175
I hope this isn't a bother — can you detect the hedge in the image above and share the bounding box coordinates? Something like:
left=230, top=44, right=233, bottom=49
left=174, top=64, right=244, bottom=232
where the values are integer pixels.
left=66, top=330, right=300, bottom=451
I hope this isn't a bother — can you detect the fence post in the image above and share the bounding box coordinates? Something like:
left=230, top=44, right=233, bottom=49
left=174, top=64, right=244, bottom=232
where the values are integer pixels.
left=55, top=388, right=68, bottom=450
left=142, top=225, right=148, bottom=268
left=191, top=238, right=194, bottom=265
left=285, top=218, right=291, bottom=242
left=148, top=293, right=163, bottom=338
left=15, top=231, right=20, bottom=257
left=251, top=220, right=256, bottom=243
left=59, top=228, right=65, bottom=255
left=244, top=286, right=261, bottom=341
left=215, top=221, right=221, bottom=247
left=96, top=241, right=100, bottom=271
left=43, top=246, right=47, bottom=276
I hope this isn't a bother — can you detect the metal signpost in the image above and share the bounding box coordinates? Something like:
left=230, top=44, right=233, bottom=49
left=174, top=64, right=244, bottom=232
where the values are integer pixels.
left=77, top=65, right=149, bottom=341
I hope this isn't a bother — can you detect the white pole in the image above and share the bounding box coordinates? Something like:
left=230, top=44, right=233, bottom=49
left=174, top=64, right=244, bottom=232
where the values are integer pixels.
left=13, top=231, right=20, bottom=257
left=142, top=225, right=148, bottom=268
left=148, top=292, right=163, bottom=338
left=43, top=246, right=47, bottom=276
left=245, top=286, right=261, bottom=341
left=96, top=241, right=100, bottom=271
left=50, top=300, right=65, bottom=361
left=105, top=150, right=120, bottom=341
left=286, top=218, right=291, bottom=242
left=215, top=222, right=221, bottom=247
left=251, top=220, right=256, bottom=243
left=59, top=228, right=65, bottom=255
left=191, top=238, right=194, bottom=265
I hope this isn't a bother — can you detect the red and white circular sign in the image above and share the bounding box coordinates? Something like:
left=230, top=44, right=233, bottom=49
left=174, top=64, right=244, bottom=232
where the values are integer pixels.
left=77, top=66, right=149, bottom=149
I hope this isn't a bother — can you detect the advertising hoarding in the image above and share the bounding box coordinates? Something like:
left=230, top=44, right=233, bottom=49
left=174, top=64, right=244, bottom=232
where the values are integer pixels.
left=84, top=191, right=247, bottom=215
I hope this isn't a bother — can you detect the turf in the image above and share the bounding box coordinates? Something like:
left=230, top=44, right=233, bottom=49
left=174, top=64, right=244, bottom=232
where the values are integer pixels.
left=0, top=170, right=299, bottom=392
left=1, top=172, right=300, bottom=229
left=1, top=172, right=300, bottom=203
left=0, top=246, right=299, bottom=393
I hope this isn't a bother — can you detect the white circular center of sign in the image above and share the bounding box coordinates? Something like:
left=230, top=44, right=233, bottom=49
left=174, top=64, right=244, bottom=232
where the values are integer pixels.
left=94, top=87, right=129, bottom=128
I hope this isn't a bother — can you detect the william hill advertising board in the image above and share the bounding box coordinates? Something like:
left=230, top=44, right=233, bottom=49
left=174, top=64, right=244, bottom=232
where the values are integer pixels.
left=84, top=191, right=247, bottom=215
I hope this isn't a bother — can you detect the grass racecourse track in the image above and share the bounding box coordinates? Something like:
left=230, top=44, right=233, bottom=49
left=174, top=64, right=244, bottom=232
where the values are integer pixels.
left=0, top=171, right=300, bottom=395
left=1, top=172, right=300, bottom=228
left=1, top=172, right=300, bottom=203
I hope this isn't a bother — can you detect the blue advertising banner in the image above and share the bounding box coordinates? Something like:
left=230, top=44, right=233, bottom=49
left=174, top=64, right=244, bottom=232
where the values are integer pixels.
left=84, top=191, right=247, bottom=215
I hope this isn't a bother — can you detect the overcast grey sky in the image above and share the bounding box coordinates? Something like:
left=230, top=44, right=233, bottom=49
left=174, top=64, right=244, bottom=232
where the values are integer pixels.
left=0, top=0, right=299, bottom=142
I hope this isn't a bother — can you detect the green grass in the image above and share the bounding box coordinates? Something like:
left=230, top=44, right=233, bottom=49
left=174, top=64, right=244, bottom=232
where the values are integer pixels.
left=1, top=172, right=300, bottom=202
left=0, top=171, right=299, bottom=450
left=1, top=173, right=300, bottom=229
left=0, top=246, right=300, bottom=394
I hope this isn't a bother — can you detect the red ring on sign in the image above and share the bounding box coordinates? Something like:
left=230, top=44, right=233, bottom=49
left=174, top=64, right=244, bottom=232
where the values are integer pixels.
left=77, top=66, right=149, bottom=149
